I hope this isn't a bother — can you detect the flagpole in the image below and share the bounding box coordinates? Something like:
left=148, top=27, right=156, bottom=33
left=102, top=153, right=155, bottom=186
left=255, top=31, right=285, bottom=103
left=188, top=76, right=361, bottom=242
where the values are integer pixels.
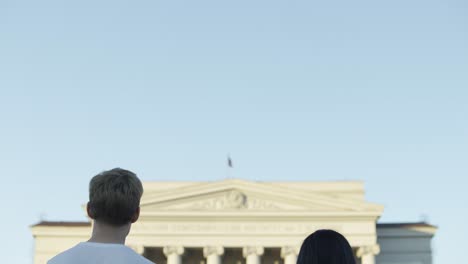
left=226, top=154, right=233, bottom=179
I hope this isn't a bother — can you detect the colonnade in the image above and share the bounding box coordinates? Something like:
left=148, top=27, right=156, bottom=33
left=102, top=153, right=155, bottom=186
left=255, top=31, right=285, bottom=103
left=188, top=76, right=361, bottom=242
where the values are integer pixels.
left=150, top=244, right=380, bottom=264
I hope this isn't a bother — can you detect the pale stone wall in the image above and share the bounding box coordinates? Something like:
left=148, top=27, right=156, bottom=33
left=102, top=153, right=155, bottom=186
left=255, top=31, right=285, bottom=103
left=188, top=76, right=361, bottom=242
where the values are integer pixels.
left=376, top=224, right=436, bottom=264
left=32, top=225, right=91, bottom=264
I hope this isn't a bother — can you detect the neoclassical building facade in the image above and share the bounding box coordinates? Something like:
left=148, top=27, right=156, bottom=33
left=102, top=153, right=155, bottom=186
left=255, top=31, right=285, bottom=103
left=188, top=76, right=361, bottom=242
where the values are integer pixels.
left=31, top=179, right=436, bottom=264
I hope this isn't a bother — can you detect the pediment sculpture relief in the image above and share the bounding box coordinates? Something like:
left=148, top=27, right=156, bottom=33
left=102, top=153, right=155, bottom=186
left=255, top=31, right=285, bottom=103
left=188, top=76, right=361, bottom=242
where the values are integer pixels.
left=190, top=190, right=280, bottom=210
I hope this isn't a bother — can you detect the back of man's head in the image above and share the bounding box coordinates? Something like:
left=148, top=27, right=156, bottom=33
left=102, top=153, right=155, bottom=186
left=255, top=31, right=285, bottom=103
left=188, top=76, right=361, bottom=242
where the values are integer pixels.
left=87, top=168, right=143, bottom=226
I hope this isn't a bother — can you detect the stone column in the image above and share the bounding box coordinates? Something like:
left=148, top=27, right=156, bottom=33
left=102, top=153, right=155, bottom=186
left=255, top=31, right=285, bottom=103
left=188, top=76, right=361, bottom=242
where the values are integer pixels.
left=204, top=246, right=224, bottom=264
left=164, top=246, right=185, bottom=264
left=129, top=244, right=145, bottom=255
left=356, top=245, right=380, bottom=264
left=280, top=246, right=298, bottom=264
left=243, top=246, right=264, bottom=264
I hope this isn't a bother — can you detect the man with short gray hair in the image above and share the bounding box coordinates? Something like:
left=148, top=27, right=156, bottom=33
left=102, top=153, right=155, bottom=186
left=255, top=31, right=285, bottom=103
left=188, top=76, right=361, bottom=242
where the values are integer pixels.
left=48, top=168, right=153, bottom=264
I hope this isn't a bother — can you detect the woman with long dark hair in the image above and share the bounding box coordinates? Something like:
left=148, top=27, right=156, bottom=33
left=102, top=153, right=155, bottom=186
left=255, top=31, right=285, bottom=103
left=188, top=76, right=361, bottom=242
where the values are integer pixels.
left=297, top=229, right=356, bottom=264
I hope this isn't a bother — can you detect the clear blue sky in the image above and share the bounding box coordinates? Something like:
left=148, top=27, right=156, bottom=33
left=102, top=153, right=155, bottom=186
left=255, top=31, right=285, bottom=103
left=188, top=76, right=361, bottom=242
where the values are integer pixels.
left=1, top=0, right=467, bottom=263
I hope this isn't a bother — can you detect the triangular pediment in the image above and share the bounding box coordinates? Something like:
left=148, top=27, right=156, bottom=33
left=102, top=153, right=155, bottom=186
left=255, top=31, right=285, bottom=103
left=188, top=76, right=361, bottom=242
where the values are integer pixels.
left=140, top=179, right=383, bottom=216
left=142, top=188, right=320, bottom=211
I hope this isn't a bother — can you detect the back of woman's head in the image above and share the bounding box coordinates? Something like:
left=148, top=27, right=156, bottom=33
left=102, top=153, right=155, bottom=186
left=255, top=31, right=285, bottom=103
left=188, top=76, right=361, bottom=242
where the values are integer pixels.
left=297, top=230, right=356, bottom=264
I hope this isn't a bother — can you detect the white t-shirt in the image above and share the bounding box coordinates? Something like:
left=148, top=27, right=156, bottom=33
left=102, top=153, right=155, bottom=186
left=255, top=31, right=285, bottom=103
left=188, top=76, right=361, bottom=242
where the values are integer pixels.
left=47, top=242, right=154, bottom=264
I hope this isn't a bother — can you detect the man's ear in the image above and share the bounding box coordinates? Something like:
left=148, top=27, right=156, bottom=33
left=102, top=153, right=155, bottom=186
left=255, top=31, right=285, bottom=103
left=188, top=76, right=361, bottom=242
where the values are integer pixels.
left=130, top=207, right=140, bottom=223
left=86, top=202, right=96, bottom=219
